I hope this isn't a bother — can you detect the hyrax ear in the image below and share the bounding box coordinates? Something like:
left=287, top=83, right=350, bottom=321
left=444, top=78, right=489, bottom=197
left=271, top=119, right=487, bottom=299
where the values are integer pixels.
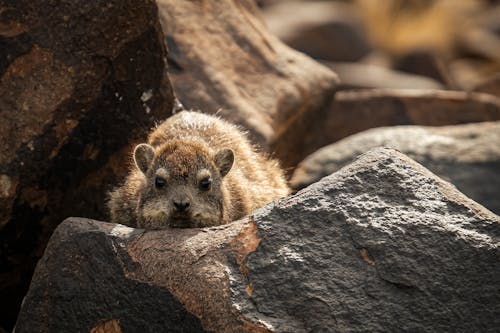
left=214, top=148, right=234, bottom=177
left=133, top=143, right=155, bottom=174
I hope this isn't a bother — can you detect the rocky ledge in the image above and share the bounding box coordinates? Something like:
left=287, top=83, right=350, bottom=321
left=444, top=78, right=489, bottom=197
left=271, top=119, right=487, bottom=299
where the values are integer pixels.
left=15, top=148, right=500, bottom=333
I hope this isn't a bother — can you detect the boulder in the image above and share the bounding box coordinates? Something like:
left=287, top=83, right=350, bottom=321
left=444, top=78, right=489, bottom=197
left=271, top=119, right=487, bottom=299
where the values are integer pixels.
left=310, top=89, right=500, bottom=153
left=0, top=0, right=174, bottom=330
left=157, top=0, right=339, bottom=165
left=291, top=122, right=500, bottom=215
left=16, top=148, right=500, bottom=332
left=278, top=89, right=500, bottom=170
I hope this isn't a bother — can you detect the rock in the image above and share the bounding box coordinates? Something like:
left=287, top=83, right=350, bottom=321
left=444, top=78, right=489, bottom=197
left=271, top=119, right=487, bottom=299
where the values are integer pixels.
left=0, top=0, right=174, bottom=330
left=274, top=88, right=500, bottom=170
left=313, top=89, right=500, bottom=153
left=326, top=62, right=444, bottom=90
left=262, top=1, right=372, bottom=62
left=16, top=148, right=500, bottom=332
left=15, top=217, right=259, bottom=333
left=157, top=0, right=339, bottom=165
left=14, top=220, right=207, bottom=333
left=291, top=122, right=500, bottom=214
left=238, top=148, right=500, bottom=332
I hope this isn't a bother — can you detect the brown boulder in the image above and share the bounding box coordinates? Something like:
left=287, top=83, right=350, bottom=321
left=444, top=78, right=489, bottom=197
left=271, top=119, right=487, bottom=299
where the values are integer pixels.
left=15, top=148, right=500, bottom=332
left=0, top=0, right=173, bottom=330
left=157, top=0, right=339, bottom=155
left=274, top=88, right=500, bottom=169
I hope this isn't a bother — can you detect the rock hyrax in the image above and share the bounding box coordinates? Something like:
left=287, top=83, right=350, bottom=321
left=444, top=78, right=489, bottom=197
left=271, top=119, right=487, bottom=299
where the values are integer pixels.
left=108, top=111, right=290, bottom=229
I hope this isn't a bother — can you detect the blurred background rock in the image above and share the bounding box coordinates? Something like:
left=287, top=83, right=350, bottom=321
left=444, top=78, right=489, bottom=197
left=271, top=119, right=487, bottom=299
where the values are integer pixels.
left=259, top=0, right=500, bottom=92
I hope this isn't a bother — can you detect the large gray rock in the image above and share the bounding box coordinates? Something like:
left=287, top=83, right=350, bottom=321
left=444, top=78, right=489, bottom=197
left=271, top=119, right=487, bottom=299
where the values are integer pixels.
left=291, top=122, right=500, bottom=215
left=236, top=148, right=500, bottom=332
left=16, top=148, right=500, bottom=332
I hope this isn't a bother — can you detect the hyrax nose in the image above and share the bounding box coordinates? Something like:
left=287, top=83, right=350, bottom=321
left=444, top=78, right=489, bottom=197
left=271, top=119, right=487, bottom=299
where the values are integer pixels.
left=173, top=199, right=190, bottom=212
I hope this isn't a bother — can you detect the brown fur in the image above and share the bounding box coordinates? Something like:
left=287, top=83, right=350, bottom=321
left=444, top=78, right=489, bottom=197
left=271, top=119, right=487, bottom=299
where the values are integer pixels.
left=108, top=111, right=290, bottom=229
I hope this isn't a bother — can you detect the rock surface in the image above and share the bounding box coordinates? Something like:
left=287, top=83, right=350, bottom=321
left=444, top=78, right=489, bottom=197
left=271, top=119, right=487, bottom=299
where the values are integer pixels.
left=291, top=122, right=500, bottom=215
left=16, top=148, right=500, bottom=332
left=157, top=0, right=338, bottom=167
left=0, top=0, right=173, bottom=329
left=14, top=220, right=207, bottom=333
left=275, top=88, right=500, bottom=170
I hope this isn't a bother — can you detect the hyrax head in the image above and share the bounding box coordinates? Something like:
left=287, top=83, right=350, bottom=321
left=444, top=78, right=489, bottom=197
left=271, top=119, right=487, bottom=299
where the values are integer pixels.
left=133, top=140, right=234, bottom=229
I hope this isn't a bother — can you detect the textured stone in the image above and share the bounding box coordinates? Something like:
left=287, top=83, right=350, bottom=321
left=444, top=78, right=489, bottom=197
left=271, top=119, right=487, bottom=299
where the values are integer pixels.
left=14, top=220, right=206, bottom=333
left=291, top=122, right=500, bottom=214
left=157, top=0, right=338, bottom=167
left=16, top=148, right=500, bottom=332
left=0, top=0, right=174, bottom=330
left=237, top=148, right=500, bottom=332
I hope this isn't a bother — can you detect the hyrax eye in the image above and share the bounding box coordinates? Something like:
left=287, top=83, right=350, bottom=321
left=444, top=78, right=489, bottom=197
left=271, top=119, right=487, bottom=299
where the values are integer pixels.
left=155, top=176, right=167, bottom=189
left=199, top=177, right=212, bottom=191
